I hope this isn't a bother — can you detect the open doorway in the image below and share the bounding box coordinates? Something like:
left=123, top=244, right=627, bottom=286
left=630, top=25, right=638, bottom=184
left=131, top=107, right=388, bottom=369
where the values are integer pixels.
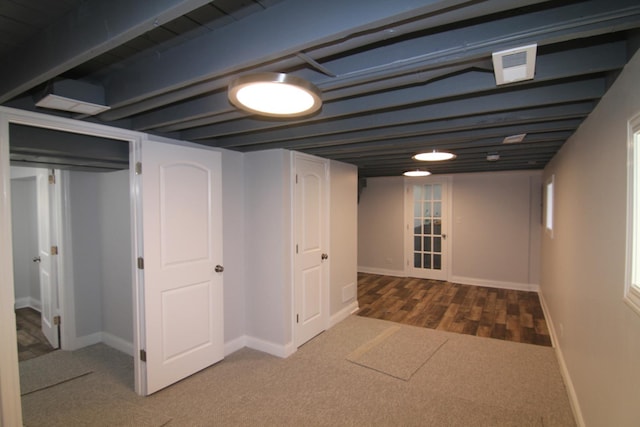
left=10, top=122, right=132, bottom=354
left=8, top=121, right=134, bottom=422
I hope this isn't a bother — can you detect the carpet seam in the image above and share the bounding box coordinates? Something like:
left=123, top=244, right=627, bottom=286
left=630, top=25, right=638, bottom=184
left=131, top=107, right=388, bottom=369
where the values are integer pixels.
left=20, top=371, right=94, bottom=396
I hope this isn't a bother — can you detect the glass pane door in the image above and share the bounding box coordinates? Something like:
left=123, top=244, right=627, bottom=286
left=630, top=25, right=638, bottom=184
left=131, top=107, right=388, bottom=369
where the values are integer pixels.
left=413, top=183, right=443, bottom=272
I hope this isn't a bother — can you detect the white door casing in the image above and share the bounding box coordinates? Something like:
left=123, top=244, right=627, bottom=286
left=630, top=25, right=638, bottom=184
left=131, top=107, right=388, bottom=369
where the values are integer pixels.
left=293, top=153, right=329, bottom=347
left=405, top=178, right=451, bottom=281
left=139, top=140, right=224, bottom=395
left=36, top=169, right=59, bottom=348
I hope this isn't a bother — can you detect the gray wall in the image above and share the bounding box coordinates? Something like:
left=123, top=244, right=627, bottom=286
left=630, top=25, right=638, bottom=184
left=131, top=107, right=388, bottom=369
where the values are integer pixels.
left=69, top=171, right=103, bottom=337
left=219, top=148, right=247, bottom=347
left=357, top=176, right=405, bottom=274
left=541, top=49, right=640, bottom=426
left=358, top=171, right=542, bottom=290
left=98, top=170, right=132, bottom=343
left=451, top=171, right=541, bottom=288
left=329, top=160, right=358, bottom=317
left=69, top=169, right=132, bottom=345
left=10, top=177, right=39, bottom=308
left=244, top=149, right=292, bottom=348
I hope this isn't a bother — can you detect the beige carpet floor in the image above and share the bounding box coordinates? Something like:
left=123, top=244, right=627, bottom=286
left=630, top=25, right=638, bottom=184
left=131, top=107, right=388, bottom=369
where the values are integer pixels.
left=20, top=315, right=576, bottom=426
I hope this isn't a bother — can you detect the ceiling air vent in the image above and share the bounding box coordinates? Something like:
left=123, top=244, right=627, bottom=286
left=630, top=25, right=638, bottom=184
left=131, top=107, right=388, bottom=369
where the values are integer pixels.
left=492, top=44, right=537, bottom=85
left=503, top=133, right=526, bottom=144
left=35, top=79, right=110, bottom=115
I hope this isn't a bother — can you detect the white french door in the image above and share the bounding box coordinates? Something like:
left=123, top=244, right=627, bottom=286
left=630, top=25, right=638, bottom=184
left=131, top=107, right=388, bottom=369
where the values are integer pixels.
left=405, top=178, right=451, bottom=281
left=293, top=153, right=329, bottom=347
left=139, top=140, right=224, bottom=395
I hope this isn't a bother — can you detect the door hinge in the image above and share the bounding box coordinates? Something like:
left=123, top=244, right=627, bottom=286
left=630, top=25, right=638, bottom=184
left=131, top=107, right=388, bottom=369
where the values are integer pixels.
left=140, top=349, right=147, bottom=362
left=296, top=244, right=298, bottom=254
left=51, top=246, right=59, bottom=255
left=48, top=174, right=56, bottom=184
left=137, top=257, right=144, bottom=269
left=295, top=174, right=298, bottom=184
left=53, top=315, right=61, bottom=326
left=296, top=314, right=299, bottom=324
left=135, top=162, right=142, bottom=175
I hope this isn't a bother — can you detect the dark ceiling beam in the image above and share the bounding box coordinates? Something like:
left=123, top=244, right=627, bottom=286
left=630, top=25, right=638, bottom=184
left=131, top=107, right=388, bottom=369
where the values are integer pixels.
left=100, top=0, right=550, bottom=117
left=0, top=0, right=212, bottom=103
left=303, top=122, right=581, bottom=158
left=102, top=0, right=476, bottom=106
left=118, top=0, right=638, bottom=125
left=341, top=133, right=569, bottom=160
left=317, top=0, right=640, bottom=82
left=249, top=102, right=594, bottom=152
left=205, top=78, right=604, bottom=148
left=132, top=64, right=474, bottom=132
left=178, top=41, right=622, bottom=140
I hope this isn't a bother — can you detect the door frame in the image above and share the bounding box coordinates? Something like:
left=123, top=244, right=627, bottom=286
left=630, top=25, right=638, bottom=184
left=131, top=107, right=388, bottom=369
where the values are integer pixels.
left=404, top=176, right=453, bottom=281
left=0, top=106, right=143, bottom=424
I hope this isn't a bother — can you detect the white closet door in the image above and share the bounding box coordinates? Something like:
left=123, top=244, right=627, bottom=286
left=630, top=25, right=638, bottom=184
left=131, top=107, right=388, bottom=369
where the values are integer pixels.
left=140, top=141, right=223, bottom=395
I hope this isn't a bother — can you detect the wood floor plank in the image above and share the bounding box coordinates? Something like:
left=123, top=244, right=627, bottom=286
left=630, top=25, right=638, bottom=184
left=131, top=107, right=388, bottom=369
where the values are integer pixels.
left=356, top=273, right=552, bottom=347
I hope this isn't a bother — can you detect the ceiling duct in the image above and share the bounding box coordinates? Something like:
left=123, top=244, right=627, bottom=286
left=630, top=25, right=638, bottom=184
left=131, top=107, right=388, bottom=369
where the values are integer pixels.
left=35, top=79, right=110, bottom=115
left=492, top=44, right=537, bottom=85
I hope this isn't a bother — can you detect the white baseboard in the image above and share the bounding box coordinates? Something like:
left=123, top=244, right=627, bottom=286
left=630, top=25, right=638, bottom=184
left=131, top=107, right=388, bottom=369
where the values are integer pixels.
left=102, top=332, right=134, bottom=356
left=71, top=332, right=102, bottom=351
left=450, top=275, right=540, bottom=292
left=69, top=331, right=134, bottom=356
left=14, top=297, right=41, bottom=311
left=329, top=301, right=359, bottom=328
left=358, top=266, right=405, bottom=277
left=538, top=291, right=585, bottom=427
left=224, top=335, right=247, bottom=356
left=245, top=335, right=295, bottom=358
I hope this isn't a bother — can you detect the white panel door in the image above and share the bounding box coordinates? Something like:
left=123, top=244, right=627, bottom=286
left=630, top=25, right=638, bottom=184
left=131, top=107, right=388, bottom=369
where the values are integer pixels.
left=36, top=169, right=58, bottom=348
left=141, top=141, right=223, bottom=395
left=294, top=154, right=328, bottom=347
left=406, top=179, right=450, bottom=281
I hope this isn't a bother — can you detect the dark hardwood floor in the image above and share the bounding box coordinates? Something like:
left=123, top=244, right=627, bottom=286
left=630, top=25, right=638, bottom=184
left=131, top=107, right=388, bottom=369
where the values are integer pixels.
left=356, top=273, right=552, bottom=347
left=15, top=307, right=56, bottom=361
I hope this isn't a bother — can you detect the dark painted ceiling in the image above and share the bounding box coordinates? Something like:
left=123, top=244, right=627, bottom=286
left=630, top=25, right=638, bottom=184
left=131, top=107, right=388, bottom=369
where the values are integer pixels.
left=2, top=0, right=640, bottom=177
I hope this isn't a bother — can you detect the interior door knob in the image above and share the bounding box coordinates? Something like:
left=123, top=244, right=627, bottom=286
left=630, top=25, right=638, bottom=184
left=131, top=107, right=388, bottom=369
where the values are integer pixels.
left=215, top=265, right=224, bottom=273
left=321, top=253, right=328, bottom=260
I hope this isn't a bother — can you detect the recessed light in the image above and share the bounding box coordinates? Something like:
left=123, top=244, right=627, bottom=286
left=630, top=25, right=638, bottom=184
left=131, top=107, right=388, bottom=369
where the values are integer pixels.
left=403, top=170, right=432, bottom=177
left=412, top=150, right=456, bottom=161
left=228, top=72, right=322, bottom=117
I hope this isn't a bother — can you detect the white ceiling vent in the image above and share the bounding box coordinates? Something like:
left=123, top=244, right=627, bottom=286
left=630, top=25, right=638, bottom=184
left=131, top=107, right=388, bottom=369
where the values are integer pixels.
left=35, top=79, right=110, bottom=115
left=492, top=44, right=537, bottom=85
left=503, top=133, right=527, bottom=144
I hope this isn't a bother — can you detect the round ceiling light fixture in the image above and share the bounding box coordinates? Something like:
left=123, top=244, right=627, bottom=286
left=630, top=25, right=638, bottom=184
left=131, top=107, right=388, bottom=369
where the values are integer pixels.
left=403, top=169, right=432, bottom=177
left=228, top=72, right=322, bottom=118
left=412, top=150, right=457, bottom=161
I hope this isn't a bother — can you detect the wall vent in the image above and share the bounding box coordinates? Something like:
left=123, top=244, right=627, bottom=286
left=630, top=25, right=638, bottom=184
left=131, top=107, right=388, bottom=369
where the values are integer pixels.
left=492, top=44, right=537, bottom=85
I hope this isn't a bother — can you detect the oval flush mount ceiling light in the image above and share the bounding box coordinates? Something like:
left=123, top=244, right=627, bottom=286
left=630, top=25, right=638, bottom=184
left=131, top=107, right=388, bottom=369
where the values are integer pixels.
left=412, top=150, right=456, bottom=161
left=403, top=169, right=432, bottom=177
left=228, top=72, right=322, bottom=118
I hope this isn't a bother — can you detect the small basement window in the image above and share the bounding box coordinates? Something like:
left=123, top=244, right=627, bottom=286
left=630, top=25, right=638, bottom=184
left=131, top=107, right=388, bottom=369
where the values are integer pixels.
left=626, top=113, right=640, bottom=316
left=544, top=175, right=554, bottom=238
